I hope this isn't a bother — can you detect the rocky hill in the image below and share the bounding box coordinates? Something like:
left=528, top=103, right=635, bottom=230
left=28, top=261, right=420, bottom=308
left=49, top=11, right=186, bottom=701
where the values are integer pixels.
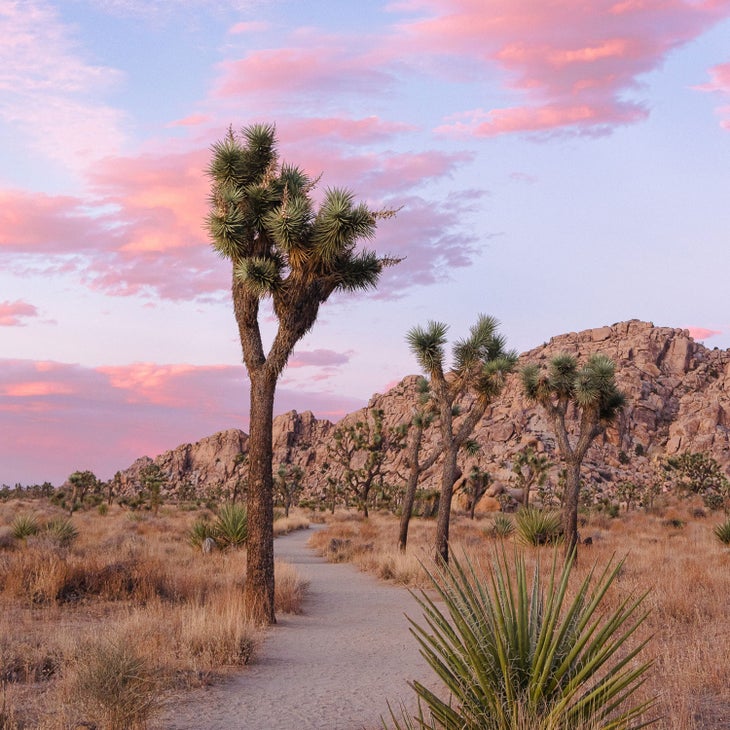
left=117, top=320, right=730, bottom=506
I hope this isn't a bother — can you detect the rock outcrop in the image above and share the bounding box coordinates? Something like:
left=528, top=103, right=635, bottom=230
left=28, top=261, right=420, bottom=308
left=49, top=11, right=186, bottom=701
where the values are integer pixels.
left=117, top=321, right=730, bottom=504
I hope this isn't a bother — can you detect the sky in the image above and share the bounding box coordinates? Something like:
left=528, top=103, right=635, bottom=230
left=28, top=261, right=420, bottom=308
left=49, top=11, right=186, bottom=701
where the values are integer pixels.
left=2, top=0, right=729, bottom=486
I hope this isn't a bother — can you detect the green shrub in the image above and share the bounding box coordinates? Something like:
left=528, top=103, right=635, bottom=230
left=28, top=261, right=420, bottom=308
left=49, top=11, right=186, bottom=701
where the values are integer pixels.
left=386, top=549, right=655, bottom=730
left=187, top=518, right=215, bottom=549
left=44, top=517, right=79, bottom=547
left=72, top=640, right=160, bottom=729
left=11, top=514, right=40, bottom=540
left=97, top=503, right=109, bottom=516
left=514, top=507, right=563, bottom=546
left=489, top=514, right=514, bottom=539
left=213, top=504, right=248, bottom=549
left=713, top=518, right=730, bottom=545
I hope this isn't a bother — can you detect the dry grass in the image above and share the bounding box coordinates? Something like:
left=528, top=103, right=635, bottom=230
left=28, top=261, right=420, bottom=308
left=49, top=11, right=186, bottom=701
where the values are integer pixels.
left=311, top=504, right=730, bottom=730
left=0, top=501, right=309, bottom=729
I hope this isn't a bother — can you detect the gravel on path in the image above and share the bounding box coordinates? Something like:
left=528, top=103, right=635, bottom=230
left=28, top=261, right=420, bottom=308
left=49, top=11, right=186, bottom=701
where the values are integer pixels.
left=157, top=525, right=432, bottom=730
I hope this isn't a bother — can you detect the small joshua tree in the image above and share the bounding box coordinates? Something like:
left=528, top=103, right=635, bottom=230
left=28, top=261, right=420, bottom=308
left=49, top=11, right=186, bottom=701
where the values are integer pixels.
left=407, top=315, right=516, bottom=563
left=522, top=353, right=625, bottom=556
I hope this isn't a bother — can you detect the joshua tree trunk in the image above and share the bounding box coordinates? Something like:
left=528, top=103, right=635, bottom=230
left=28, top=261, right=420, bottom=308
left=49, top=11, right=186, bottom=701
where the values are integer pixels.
left=562, top=459, right=581, bottom=557
left=244, top=370, right=277, bottom=624
left=435, top=443, right=458, bottom=564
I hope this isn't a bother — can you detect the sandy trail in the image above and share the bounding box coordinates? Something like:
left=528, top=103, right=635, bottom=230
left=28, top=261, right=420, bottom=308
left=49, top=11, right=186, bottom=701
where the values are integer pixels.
left=157, top=526, right=432, bottom=730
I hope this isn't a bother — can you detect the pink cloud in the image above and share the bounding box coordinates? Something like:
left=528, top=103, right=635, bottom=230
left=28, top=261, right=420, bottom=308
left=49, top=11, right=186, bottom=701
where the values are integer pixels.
left=0, top=358, right=365, bottom=486
left=0, top=300, right=39, bottom=327
left=281, top=116, right=416, bottom=144
left=213, top=46, right=392, bottom=99
left=697, top=61, right=730, bottom=129
left=167, top=113, right=212, bottom=128
left=229, top=21, right=270, bottom=34
left=687, top=326, right=722, bottom=341
left=288, top=349, right=351, bottom=368
left=393, top=0, right=730, bottom=136
left=1, top=136, right=479, bottom=300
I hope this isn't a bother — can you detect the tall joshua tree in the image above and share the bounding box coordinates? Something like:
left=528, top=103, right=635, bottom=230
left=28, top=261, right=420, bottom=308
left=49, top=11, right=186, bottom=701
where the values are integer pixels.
left=407, top=315, right=516, bottom=564
left=522, top=353, right=625, bottom=555
left=207, top=123, right=397, bottom=623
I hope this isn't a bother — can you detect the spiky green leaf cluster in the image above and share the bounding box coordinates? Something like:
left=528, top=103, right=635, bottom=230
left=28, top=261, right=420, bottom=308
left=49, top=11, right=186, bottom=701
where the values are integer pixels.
left=207, top=124, right=397, bottom=305
left=386, top=549, right=655, bottom=730
left=406, top=321, right=449, bottom=376
left=522, top=353, right=625, bottom=423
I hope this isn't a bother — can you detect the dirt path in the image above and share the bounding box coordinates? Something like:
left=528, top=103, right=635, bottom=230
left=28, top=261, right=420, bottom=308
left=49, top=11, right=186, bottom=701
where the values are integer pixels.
left=157, top=526, right=432, bottom=730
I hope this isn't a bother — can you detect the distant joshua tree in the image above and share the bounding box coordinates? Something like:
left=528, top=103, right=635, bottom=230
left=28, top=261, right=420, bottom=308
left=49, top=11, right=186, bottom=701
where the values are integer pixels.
left=522, top=353, right=625, bottom=556
left=407, top=315, right=516, bottom=563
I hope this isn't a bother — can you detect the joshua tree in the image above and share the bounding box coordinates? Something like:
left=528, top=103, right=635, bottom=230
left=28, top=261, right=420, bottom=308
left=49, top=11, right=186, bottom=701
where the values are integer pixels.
left=139, top=462, right=166, bottom=516
left=407, top=315, right=516, bottom=563
left=206, top=123, right=397, bottom=623
left=275, top=463, right=304, bottom=517
left=326, top=409, right=404, bottom=518
left=522, top=353, right=625, bottom=555
left=459, top=464, right=491, bottom=520
left=66, top=470, right=99, bottom=515
left=511, top=444, right=550, bottom=508
left=398, top=377, right=439, bottom=552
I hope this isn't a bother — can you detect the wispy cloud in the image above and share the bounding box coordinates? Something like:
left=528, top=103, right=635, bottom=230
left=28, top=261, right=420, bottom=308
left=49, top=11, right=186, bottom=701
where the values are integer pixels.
left=687, top=326, right=722, bottom=341
left=0, top=300, right=38, bottom=327
left=697, top=61, right=730, bottom=129
left=392, top=0, right=730, bottom=137
left=0, top=0, right=126, bottom=170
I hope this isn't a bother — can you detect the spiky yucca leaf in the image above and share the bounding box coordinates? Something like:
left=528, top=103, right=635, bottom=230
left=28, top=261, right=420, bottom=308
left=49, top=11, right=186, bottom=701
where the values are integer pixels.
left=515, top=507, right=563, bottom=547
left=407, top=321, right=448, bottom=377
left=714, top=517, right=730, bottom=545
left=213, top=504, right=248, bottom=549
left=11, top=513, right=40, bottom=540
left=334, top=249, right=383, bottom=292
left=311, top=189, right=376, bottom=262
left=234, top=256, right=281, bottom=297
left=386, top=549, right=655, bottom=730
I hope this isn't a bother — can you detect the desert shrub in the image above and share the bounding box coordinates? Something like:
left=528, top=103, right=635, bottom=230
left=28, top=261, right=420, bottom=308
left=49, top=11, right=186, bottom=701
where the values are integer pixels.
left=663, top=517, right=685, bottom=530
left=386, top=550, right=655, bottom=730
left=10, top=515, right=40, bottom=541
left=97, top=503, right=109, bottom=516
left=213, top=504, right=248, bottom=549
left=43, top=518, right=78, bottom=547
left=514, top=507, right=563, bottom=546
left=71, top=640, right=160, bottom=729
left=0, top=528, right=15, bottom=551
left=489, top=514, right=514, bottom=539
left=274, top=560, right=309, bottom=614
left=713, top=518, right=730, bottom=545
left=188, top=517, right=215, bottom=549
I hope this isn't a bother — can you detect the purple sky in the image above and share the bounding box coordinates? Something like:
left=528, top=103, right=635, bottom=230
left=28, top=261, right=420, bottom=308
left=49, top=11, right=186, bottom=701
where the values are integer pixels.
left=2, top=0, right=729, bottom=485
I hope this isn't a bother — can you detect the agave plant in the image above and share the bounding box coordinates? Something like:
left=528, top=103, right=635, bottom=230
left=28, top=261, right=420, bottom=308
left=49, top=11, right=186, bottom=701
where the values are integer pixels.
left=714, top=517, right=730, bottom=545
left=386, top=549, right=655, bottom=730
left=515, top=507, right=563, bottom=547
left=213, top=504, right=248, bottom=549
left=187, top=518, right=215, bottom=550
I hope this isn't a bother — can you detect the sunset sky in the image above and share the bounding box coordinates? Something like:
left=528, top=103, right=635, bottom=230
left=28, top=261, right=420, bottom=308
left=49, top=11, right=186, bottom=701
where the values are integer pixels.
left=2, top=0, right=729, bottom=486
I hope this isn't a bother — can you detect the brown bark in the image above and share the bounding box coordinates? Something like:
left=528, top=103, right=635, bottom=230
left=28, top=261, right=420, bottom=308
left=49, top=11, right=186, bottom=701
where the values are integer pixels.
left=244, top=370, right=277, bottom=625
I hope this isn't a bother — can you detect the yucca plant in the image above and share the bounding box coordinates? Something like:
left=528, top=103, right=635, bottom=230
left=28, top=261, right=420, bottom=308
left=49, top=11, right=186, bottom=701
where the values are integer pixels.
left=515, top=507, right=563, bottom=547
left=386, top=549, right=655, bottom=730
left=713, top=517, right=730, bottom=545
left=187, top=518, right=215, bottom=549
left=11, top=514, right=40, bottom=540
left=490, top=514, right=515, bottom=539
left=44, top=517, right=79, bottom=546
left=213, top=504, right=248, bottom=549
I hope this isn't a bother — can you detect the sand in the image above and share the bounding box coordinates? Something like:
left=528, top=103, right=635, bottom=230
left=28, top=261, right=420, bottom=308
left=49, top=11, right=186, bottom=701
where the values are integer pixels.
left=156, top=525, right=432, bottom=730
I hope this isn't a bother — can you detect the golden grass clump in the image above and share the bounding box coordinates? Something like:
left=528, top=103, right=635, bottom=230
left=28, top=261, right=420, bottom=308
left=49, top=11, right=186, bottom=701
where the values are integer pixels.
left=0, top=500, right=309, bottom=728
